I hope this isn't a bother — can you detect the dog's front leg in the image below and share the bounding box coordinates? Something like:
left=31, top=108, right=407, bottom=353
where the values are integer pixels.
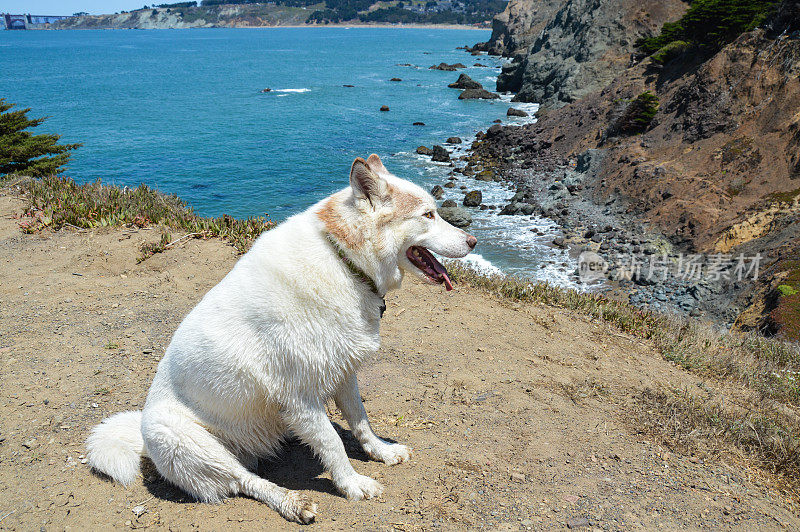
left=282, top=399, right=384, bottom=501
left=334, top=372, right=412, bottom=465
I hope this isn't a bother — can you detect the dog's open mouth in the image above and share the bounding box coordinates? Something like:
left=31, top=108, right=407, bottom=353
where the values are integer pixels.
left=406, top=246, right=453, bottom=291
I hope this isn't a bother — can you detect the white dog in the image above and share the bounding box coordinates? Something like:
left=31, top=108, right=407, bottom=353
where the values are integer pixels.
left=87, top=154, right=476, bottom=523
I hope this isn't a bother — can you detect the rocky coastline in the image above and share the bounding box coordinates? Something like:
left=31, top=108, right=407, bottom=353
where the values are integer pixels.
left=420, top=0, right=800, bottom=339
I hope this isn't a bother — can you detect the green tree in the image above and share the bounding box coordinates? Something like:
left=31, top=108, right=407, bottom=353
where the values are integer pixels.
left=0, top=99, right=81, bottom=178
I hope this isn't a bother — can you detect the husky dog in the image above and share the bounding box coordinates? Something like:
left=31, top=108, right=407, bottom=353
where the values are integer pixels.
left=86, top=155, right=476, bottom=523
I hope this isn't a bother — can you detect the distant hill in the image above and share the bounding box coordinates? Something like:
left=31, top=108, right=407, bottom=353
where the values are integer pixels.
left=53, top=0, right=506, bottom=29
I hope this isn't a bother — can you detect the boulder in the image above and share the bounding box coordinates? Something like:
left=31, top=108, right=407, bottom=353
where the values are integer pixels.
left=463, top=190, right=482, bottom=207
left=458, top=88, right=500, bottom=100
left=441, top=199, right=457, bottom=208
left=390, top=77, right=402, bottom=81
left=475, top=169, right=494, bottom=181
left=438, top=206, right=472, bottom=227
left=342, top=84, right=355, bottom=87
left=473, top=63, right=488, bottom=67
left=431, top=185, right=444, bottom=199
left=416, top=146, right=433, bottom=156
left=380, top=105, right=390, bottom=112
left=443, top=182, right=456, bottom=188
left=446, top=137, right=462, bottom=144
left=448, top=73, right=483, bottom=90
left=429, top=62, right=465, bottom=71
left=412, top=122, right=426, bottom=126
left=507, top=107, right=528, bottom=117
left=431, top=145, right=450, bottom=162
left=499, top=202, right=524, bottom=215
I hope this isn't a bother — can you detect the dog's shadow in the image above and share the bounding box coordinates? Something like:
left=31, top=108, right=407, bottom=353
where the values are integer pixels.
left=141, top=421, right=389, bottom=502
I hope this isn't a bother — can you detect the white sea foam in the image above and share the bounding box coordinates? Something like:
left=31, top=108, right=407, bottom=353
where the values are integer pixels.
left=455, top=253, right=504, bottom=276
left=273, top=88, right=311, bottom=93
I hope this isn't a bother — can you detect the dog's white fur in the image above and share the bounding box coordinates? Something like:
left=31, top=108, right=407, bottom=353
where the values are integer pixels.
left=86, top=155, right=475, bottom=524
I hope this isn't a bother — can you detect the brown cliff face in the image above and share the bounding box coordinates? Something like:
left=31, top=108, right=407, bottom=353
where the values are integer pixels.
left=473, top=16, right=800, bottom=336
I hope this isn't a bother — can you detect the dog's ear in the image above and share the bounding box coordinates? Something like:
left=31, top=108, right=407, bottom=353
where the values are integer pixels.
left=350, top=157, right=387, bottom=207
left=366, top=153, right=389, bottom=176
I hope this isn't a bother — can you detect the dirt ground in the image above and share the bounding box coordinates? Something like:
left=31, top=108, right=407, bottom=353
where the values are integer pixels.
left=0, top=193, right=798, bottom=531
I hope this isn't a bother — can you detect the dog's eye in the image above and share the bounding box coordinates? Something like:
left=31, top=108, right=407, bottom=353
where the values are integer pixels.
left=423, top=210, right=435, bottom=219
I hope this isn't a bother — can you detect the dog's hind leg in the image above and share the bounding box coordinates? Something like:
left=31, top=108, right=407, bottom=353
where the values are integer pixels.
left=334, top=372, right=412, bottom=465
left=142, top=409, right=317, bottom=524
left=281, top=399, right=384, bottom=501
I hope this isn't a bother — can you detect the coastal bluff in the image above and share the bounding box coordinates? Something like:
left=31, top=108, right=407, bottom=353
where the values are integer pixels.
left=0, top=191, right=797, bottom=529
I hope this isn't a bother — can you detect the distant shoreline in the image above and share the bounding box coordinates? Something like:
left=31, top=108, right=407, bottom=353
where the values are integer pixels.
left=44, top=23, right=488, bottom=31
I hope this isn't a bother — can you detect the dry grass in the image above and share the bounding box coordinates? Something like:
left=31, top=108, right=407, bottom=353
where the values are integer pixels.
left=445, top=261, right=800, bottom=490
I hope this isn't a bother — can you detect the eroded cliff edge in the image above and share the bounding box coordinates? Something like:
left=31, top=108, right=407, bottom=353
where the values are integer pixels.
left=470, top=0, right=800, bottom=338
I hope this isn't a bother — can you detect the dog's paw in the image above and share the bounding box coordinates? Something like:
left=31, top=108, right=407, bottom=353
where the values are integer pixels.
left=337, top=473, right=384, bottom=501
left=364, top=441, right=413, bottom=465
left=279, top=491, right=318, bottom=524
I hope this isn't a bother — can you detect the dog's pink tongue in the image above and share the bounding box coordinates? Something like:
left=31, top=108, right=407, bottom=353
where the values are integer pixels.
left=442, top=272, right=454, bottom=291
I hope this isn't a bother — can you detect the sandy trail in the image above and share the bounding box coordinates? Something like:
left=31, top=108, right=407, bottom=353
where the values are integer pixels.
left=0, top=194, right=797, bottom=530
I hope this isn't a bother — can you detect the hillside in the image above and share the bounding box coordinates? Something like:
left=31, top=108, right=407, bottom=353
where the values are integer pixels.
left=52, top=0, right=506, bottom=29
left=1, top=190, right=799, bottom=529
left=467, top=0, right=800, bottom=338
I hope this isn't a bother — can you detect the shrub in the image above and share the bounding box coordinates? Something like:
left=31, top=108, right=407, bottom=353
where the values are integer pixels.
left=650, top=40, right=691, bottom=65
left=0, top=99, right=82, bottom=178
left=608, top=91, right=659, bottom=137
left=638, top=0, right=779, bottom=55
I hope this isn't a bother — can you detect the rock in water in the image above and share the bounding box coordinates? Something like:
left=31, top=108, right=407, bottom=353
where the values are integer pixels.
left=507, top=107, right=528, bottom=117
left=390, top=77, right=402, bottom=81
left=475, top=169, right=494, bottom=181
left=448, top=73, right=483, bottom=90
left=438, top=206, right=472, bottom=227
left=416, top=146, right=433, bottom=155
left=431, top=185, right=444, bottom=199
left=413, top=121, right=426, bottom=126
left=260, top=88, right=272, bottom=93
left=431, top=145, right=450, bottom=162
left=441, top=199, right=457, bottom=208
left=446, top=137, right=462, bottom=144
left=380, top=105, right=390, bottom=112
left=429, top=62, right=466, bottom=71
left=463, top=190, right=482, bottom=207
left=458, top=88, right=500, bottom=100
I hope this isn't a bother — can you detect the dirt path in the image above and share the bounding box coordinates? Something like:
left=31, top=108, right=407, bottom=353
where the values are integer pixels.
left=0, top=194, right=797, bottom=531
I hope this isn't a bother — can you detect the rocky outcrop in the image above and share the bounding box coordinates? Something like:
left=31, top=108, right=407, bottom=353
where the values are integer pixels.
left=448, top=74, right=483, bottom=90
left=472, top=0, right=566, bottom=57
left=459, top=88, right=500, bottom=100
left=494, top=0, right=685, bottom=108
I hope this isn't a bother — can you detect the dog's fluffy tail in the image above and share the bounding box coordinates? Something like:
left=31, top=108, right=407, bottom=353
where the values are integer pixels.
left=86, top=410, right=146, bottom=486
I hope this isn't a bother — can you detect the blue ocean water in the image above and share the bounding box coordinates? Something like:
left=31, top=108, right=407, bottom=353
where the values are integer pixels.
left=1, top=27, right=576, bottom=283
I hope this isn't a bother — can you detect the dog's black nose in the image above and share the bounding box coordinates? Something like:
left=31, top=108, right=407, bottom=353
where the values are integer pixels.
left=466, top=235, right=477, bottom=249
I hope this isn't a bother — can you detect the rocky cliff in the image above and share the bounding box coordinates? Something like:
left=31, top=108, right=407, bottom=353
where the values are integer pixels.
left=472, top=0, right=565, bottom=56
left=470, top=0, right=800, bottom=337
left=495, top=0, right=686, bottom=108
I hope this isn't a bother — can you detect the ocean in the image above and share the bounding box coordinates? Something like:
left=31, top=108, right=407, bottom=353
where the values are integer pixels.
left=1, top=27, right=576, bottom=283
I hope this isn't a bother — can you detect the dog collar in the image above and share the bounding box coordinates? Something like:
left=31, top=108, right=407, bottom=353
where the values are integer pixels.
left=325, top=234, right=385, bottom=316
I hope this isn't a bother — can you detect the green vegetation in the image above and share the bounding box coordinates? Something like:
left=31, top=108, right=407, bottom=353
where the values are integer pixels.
left=8, top=175, right=274, bottom=253
left=650, top=39, right=691, bottom=65
left=609, top=91, right=659, bottom=137
left=638, top=0, right=779, bottom=56
left=157, top=1, right=197, bottom=7
left=0, top=99, right=81, bottom=178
